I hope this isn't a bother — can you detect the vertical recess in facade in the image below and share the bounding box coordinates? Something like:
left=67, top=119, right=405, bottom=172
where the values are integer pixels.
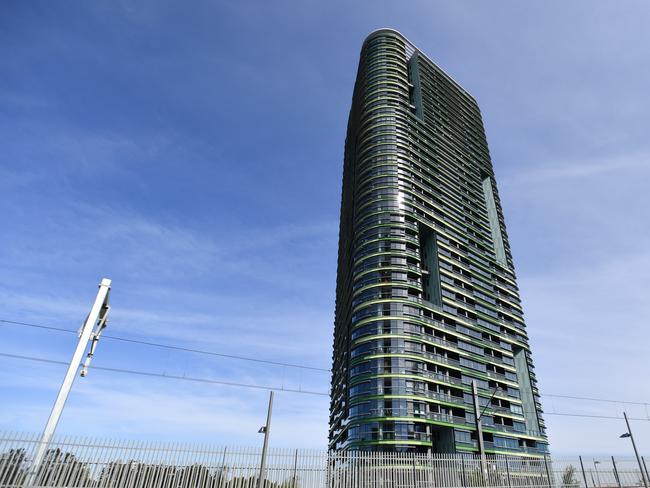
left=418, top=224, right=442, bottom=307
left=481, top=172, right=507, bottom=266
left=514, top=347, right=542, bottom=434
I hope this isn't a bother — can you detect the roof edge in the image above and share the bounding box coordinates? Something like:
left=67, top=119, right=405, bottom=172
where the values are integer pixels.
left=361, top=28, right=477, bottom=103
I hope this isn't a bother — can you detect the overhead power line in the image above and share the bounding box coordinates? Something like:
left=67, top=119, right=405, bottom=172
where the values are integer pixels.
left=1, top=350, right=649, bottom=421
left=0, top=319, right=329, bottom=372
left=0, top=351, right=328, bottom=396
left=540, top=412, right=650, bottom=422
left=542, top=393, right=650, bottom=406
left=0, top=319, right=75, bottom=335
left=2, top=318, right=649, bottom=408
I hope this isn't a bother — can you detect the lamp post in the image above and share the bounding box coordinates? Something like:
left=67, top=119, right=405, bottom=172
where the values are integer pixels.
left=471, top=381, right=503, bottom=479
left=257, top=391, right=274, bottom=488
left=593, top=460, right=601, bottom=487
left=620, top=411, right=648, bottom=488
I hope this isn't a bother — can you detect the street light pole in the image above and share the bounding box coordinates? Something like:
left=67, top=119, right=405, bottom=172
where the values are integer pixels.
left=257, top=391, right=274, bottom=488
left=593, top=460, right=601, bottom=487
left=471, top=380, right=488, bottom=478
left=622, top=411, right=648, bottom=488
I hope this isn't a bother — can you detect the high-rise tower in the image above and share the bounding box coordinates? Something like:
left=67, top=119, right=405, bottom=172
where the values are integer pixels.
left=330, top=29, right=548, bottom=456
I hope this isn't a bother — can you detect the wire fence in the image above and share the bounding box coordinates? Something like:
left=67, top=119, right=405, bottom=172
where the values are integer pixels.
left=0, top=433, right=648, bottom=488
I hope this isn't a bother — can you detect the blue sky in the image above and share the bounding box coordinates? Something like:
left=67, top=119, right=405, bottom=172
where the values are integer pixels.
left=1, top=1, right=649, bottom=456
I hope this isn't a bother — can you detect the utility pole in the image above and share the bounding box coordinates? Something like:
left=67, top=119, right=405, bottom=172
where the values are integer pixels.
left=621, top=412, right=648, bottom=488
left=25, top=278, right=111, bottom=487
left=471, top=380, right=488, bottom=478
left=257, top=391, right=274, bottom=488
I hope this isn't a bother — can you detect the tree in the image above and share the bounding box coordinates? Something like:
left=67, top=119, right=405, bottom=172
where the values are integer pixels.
left=0, top=448, right=28, bottom=486
left=561, top=465, right=579, bottom=488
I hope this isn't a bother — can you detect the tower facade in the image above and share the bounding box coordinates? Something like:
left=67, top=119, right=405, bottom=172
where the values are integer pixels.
left=330, top=29, right=548, bottom=456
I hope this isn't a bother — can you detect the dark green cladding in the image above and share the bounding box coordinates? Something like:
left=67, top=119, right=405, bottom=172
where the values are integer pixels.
left=329, top=29, right=549, bottom=457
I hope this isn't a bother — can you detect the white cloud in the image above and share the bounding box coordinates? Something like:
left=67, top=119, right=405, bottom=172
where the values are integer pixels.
left=500, top=152, right=650, bottom=187
left=518, top=249, right=650, bottom=455
left=0, top=358, right=329, bottom=448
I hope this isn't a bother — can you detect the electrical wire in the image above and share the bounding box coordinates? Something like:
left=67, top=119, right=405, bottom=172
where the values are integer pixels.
left=2, top=318, right=649, bottom=409
left=1, top=350, right=649, bottom=421
left=542, top=393, right=649, bottom=406
left=0, top=319, right=329, bottom=372
left=539, top=412, right=650, bottom=422
left=0, top=319, right=75, bottom=335
left=0, top=351, right=328, bottom=396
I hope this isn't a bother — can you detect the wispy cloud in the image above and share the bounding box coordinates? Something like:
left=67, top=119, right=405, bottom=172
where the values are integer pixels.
left=3, top=0, right=650, bottom=454
left=517, top=248, right=650, bottom=454
left=1, top=197, right=336, bottom=282
left=500, top=152, right=650, bottom=187
left=0, top=351, right=329, bottom=447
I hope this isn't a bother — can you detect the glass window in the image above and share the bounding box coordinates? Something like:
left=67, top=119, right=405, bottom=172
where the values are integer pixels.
left=493, top=436, right=519, bottom=449
left=454, top=430, right=472, bottom=444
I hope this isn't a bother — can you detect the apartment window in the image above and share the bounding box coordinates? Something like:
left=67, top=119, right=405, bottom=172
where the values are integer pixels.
left=454, top=430, right=472, bottom=444
left=493, top=436, right=519, bottom=450
left=458, top=340, right=484, bottom=355
left=513, top=421, right=526, bottom=433
left=460, top=357, right=487, bottom=372
left=510, top=404, right=524, bottom=415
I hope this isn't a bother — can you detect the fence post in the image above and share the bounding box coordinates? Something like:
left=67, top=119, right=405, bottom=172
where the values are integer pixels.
left=461, top=455, right=467, bottom=487
left=19, top=436, right=650, bottom=488
left=412, top=458, right=418, bottom=488
left=217, top=447, right=228, bottom=488
left=611, top=456, right=621, bottom=488
left=579, top=457, right=589, bottom=488
left=544, top=455, right=553, bottom=488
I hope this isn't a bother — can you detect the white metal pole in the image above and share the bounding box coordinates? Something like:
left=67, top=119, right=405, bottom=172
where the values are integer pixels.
left=25, top=278, right=111, bottom=487
left=257, top=391, right=274, bottom=488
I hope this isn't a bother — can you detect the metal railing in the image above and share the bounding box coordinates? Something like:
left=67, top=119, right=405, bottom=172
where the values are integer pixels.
left=0, top=432, right=648, bottom=488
